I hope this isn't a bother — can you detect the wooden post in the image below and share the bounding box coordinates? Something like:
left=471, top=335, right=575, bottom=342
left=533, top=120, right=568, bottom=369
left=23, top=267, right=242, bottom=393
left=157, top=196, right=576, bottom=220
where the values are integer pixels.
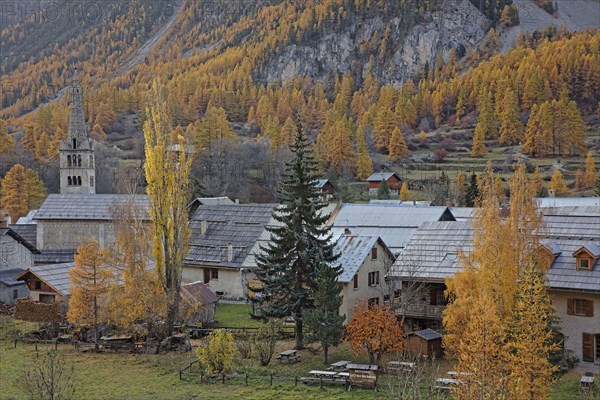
left=222, top=373, right=225, bottom=384
left=54, top=341, right=58, bottom=350
left=294, top=376, right=298, bottom=387
left=13, top=339, right=17, bottom=348
left=269, top=374, right=273, bottom=386
left=35, top=343, right=37, bottom=351
left=245, top=373, right=248, bottom=386
left=200, top=372, right=203, bottom=383
left=320, top=376, right=323, bottom=389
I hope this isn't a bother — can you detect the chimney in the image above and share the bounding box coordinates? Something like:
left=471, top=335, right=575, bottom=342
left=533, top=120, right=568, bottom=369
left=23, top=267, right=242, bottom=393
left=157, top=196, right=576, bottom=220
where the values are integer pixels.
left=548, top=189, right=556, bottom=198
left=344, top=227, right=351, bottom=235
left=235, top=198, right=239, bottom=204
left=200, top=220, right=207, bottom=235
left=445, top=198, right=453, bottom=208
left=227, top=243, right=233, bottom=262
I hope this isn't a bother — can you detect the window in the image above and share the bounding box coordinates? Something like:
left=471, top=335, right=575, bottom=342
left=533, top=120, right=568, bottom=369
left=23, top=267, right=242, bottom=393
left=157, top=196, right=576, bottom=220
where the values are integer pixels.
left=67, top=155, right=72, bottom=167
left=90, top=176, right=94, bottom=187
left=39, top=294, right=55, bottom=304
left=430, top=287, right=447, bottom=306
left=368, top=297, right=379, bottom=307
left=77, top=176, right=82, bottom=186
left=578, top=258, right=589, bottom=270
left=394, top=289, right=401, bottom=299
left=568, top=298, right=593, bottom=317
left=353, top=275, right=358, bottom=289
left=77, top=155, right=82, bottom=167
left=89, top=155, right=94, bottom=168
left=371, top=247, right=378, bottom=260
left=72, top=138, right=77, bottom=149
left=583, top=333, right=594, bottom=362
left=67, top=177, right=72, bottom=186
left=211, top=268, right=219, bottom=280
left=368, top=271, right=380, bottom=286
left=13, top=290, right=18, bottom=300
left=34, top=281, right=41, bottom=290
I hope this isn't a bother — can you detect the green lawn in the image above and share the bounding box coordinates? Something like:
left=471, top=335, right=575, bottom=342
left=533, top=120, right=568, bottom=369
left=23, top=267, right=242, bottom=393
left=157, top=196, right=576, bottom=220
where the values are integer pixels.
left=0, top=316, right=596, bottom=400
left=214, top=303, right=263, bottom=328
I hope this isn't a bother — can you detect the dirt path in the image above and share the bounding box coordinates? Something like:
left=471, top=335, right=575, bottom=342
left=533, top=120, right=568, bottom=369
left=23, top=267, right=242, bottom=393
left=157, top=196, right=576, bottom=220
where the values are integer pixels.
left=113, top=0, right=185, bottom=77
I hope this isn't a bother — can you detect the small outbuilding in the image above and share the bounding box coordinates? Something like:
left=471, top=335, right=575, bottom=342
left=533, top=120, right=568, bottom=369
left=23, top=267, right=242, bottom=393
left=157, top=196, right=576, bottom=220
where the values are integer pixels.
left=406, top=328, right=443, bottom=358
left=366, top=172, right=402, bottom=197
left=181, top=281, right=219, bottom=326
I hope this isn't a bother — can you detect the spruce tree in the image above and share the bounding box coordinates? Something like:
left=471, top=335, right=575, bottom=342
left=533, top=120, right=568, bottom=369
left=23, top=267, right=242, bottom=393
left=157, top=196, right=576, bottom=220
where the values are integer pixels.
left=377, top=180, right=391, bottom=199
left=466, top=172, right=480, bottom=207
left=252, top=121, right=338, bottom=349
left=304, top=263, right=345, bottom=364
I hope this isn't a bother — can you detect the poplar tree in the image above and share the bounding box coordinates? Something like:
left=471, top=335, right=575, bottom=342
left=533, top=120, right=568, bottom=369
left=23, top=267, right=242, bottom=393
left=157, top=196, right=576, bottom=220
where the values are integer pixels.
left=143, top=81, right=192, bottom=337
left=252, top=121, right=338, bottom=349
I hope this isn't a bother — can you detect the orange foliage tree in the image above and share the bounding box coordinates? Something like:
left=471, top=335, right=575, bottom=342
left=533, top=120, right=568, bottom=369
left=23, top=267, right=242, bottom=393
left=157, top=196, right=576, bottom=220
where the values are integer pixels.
left=345, top=301, right=404, bottom=364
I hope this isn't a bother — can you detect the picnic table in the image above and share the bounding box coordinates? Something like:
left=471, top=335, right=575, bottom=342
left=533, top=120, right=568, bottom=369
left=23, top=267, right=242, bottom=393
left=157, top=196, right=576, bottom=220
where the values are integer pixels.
left=436, top=378, right=460, bottom=385
left=580, top=375, right=594, bottom=389
left=309, top=370, right=338, bottom=378
left=328, top=360, right=351, bottom=371
left=447, top=371, right=471, bottom=377
left=388, top=361, right=416, bottom=369
left=276, top=349, right=300, bottom=364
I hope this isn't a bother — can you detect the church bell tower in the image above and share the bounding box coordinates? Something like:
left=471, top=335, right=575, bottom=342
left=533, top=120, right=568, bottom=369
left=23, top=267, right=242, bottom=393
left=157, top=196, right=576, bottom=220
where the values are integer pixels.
left=59, top=67, right=96, bottom=194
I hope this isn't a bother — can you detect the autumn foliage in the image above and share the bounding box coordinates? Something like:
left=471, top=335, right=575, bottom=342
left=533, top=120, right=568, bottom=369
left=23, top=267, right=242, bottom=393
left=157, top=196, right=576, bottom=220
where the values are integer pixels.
left=345, top=301, right=404, bottom=365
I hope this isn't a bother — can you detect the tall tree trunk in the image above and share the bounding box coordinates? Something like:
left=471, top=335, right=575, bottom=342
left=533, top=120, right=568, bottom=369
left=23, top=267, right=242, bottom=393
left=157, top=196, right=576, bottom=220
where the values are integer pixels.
left=295, top=319, right=303, bottom=350
left=323, top=345, right=329, bottom=364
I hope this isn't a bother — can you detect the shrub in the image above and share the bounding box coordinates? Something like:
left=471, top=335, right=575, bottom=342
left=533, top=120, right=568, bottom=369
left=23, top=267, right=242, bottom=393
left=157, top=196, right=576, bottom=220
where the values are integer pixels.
left=253, top=320, right=280, bottom=366
left=433, top=149, right=449, bottom=162
left=196, top=329, right=235, bottom=373
left=234, top=332, right=253, bottom=359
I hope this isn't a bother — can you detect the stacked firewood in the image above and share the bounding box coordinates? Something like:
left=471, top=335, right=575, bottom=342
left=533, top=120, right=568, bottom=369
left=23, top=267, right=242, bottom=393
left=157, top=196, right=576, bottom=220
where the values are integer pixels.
left=0, top=302, right=13, bottom=316
left=13, top=298, right=63, bottom=323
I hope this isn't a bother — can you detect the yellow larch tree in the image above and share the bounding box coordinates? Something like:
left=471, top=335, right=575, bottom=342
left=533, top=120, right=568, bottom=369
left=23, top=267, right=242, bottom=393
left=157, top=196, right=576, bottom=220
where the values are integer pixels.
left=549, top=169, right=568, bottom=196
left=373, top=107, right=396, bottom=151
left=0, top=120, right=15, bottom=154
left=524, top=103, right=552, bottom=157
left=399, top=182, right=410, bottom=201
left=531, top=166, right=544, bottom=197
left=575, top=169, right=585, bottom=192
left=471, top=125, right=486, bottom=157
left=453, top=171, right=468, bottom=206
left=355, top=126, right=373, bottom=180
left=195, top=105, right=235, bottom=151
left=25, top=169, right=47, bottom=210
left=499, top=88, right=524, bottom=145
left=506, top=269, right=559, bottom=400
left=388, top=127, right=408, bottom=161
left=0, top=164, right=47, bottom=223
left=67, top=239, right=112, bottom=346
left=143, top=81, right=192, bottom=336
left=584, top=150, right=596, bottom=188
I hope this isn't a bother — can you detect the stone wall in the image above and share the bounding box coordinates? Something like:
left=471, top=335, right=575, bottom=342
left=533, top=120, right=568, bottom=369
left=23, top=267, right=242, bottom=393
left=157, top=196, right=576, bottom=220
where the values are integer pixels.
left=0, top=234, right=33, bottom=271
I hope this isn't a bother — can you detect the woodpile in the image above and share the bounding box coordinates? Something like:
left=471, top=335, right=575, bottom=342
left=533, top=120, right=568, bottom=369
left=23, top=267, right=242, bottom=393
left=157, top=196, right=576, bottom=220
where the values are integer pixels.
left=0, top=302, right=13, bottom=316
left=13, top=298, right=64, bottom=323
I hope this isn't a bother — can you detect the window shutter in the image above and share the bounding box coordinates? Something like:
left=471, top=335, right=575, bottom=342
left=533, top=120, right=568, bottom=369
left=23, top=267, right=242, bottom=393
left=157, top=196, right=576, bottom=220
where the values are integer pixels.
left=585, top=300, right=594, bottom=317
left=567, top=298, right=574, bottom=315
left=430, top=287, right=437, bottom=306
left=582, top=333, right=594, bottom=362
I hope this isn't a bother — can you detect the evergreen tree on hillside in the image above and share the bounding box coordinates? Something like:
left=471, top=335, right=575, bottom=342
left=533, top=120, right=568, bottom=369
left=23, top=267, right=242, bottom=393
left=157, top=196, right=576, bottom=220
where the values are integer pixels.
left=466, top=172, right=480, bottom=207
left=377, top=180, right=391, bottom=199
left=252, top=121, right=339, bottom=350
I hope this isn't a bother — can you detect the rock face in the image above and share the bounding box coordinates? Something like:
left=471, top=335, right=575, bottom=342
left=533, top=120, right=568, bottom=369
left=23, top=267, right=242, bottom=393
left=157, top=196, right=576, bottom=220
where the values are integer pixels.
left=261, top=0, right=488, bottom=86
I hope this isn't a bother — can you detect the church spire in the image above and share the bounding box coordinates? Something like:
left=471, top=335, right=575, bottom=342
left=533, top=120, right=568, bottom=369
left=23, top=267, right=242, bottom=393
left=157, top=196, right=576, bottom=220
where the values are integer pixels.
left=67, top=66, right=88, bottom=145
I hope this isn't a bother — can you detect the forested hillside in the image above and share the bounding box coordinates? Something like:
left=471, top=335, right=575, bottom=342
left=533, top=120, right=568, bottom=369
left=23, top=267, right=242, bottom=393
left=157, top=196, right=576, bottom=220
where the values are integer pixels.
left=1, top=0, right=598, bottom=200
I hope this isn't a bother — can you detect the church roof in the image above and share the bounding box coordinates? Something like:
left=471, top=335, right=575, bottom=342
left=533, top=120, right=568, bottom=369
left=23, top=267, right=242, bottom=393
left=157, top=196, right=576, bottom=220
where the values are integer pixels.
left=34, top=194, right=149, bottom=221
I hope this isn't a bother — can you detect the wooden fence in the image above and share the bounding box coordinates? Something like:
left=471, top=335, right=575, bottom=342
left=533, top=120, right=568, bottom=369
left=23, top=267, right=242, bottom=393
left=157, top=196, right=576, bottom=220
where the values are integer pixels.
left=179, top=360, right=378, bottom=391
left=187, top=325, right=295, bottom=338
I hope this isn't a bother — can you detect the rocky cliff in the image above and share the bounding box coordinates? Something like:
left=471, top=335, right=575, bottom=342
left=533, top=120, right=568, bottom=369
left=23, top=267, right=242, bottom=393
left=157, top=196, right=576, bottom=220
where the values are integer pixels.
left=260, top=0, right=488, bottom=86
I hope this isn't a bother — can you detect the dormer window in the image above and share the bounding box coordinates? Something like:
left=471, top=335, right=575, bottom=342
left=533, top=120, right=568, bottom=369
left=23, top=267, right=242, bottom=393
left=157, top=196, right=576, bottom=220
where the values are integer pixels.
left=572, top=244, right=599, bottom=271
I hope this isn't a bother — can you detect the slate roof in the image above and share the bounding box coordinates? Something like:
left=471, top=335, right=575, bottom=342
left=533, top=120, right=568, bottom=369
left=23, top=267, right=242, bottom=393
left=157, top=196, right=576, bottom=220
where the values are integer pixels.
left=334, top=235, right=379, bottom=283
left=330, top=204, right=455, bottom=253
left=34, top=194, right=149, bottom=221
left=313, top=179, right=332, bottom=189
left=185, top=204, right=277, bottom=268
left=369, top=200, right=433, bottom=207
left=0, top=228, right=39, bottom=253
left=8, top=224, right=37, bottom=249
left=0, top=268, right=26, bottom=286
left=34, top=249, right=75, bottom=264
left=193, top=197, right=235, bottom=206
left=448, top=207, right=475, bottom=220
left=536, top=197, right=600, bottom=208
left=411, top=328, right=442, bottom=341
left=389, top=212, right=600, bottom=293
left=15, top=263, right=75, bottom=296
left=367, top=172, right=400, bottom=182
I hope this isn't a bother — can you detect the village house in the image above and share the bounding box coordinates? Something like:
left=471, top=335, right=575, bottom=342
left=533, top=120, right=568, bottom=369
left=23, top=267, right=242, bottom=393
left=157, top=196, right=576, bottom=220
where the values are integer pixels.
left=181, top=281, right=219, bottom=326
left=0, top=228, right=39, bottom=305
left=366, top=172, right=402, bottom=197
left=329, top=203, right=456, bottom=255
left=184, top=203, right=276, bottom=299
left=313, top=179, right=336, bottom=201
left=333, top=232, right=396, bottom=322
left=388, top=206, right=600, bottom=366
left=15, top=263, right=73, bottom=304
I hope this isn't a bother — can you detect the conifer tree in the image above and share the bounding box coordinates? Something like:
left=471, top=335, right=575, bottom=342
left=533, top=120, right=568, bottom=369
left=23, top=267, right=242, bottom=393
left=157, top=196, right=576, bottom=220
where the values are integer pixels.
left=453, top=171, right=468, bottom=206
left=549, top=169, right=568, bottom=195
left=252, top=121, right=339, bottom=349
left=499, top=88, right=524, bottom=145
left=507, top=269, right=559, bottom=400
left=476, top=90, right=497, bottom=140
left=399, top=182, right=410, bottom=201
left=0, top=164, right=47, bottom=223
left=377, top=180, right=391, bottom=200
left=355, top=127, right=373, bottom=180
left=531, top=166, right=544, bottom=197
left=524, top=103, right=552, bottom=156
left=388, top=127, right=408, bottom=161
left=25, top=169, right=47, bottom=210
left=584, top=150, right=596, bottom=188
left=0, top=120, right=15, bottom=154
left=373, top=108, right=396, bottom=151
left=466, top=172, right=480, bottom=207
left=195, top=105, right=235, bottom=150
left=304, top=263, right=344, bottom=364
left=68, top=240, right=112, bottom=348
left=471, top=126, right=486, bottom=157
left=575, top=169, right=585, bottom=192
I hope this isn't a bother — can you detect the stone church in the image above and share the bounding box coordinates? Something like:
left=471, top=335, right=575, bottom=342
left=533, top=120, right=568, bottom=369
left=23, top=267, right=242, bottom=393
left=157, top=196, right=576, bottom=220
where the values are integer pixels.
left=30, top=69, right=149, bottom=262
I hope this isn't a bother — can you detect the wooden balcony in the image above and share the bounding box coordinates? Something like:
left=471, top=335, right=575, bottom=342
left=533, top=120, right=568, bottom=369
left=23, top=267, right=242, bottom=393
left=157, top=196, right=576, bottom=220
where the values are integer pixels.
left=400, top=303, right=445, bottom=320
